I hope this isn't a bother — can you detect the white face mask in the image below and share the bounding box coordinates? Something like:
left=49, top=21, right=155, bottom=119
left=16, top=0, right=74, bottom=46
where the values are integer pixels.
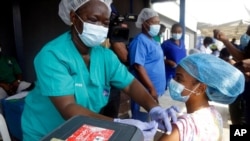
left=171, top=33, right=182, bottom=40
left=148, top=24, right=161, bottom=37
left=169, top=79, right=200, bottom=102
left=75, top=15, right=108, bottom=48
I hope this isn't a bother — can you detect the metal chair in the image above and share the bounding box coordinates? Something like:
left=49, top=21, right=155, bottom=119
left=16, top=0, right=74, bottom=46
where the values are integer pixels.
left=0, top=114, right=11, bottom=141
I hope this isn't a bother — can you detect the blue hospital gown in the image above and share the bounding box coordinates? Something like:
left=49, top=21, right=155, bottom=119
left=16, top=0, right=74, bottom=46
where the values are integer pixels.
left=161, top=39, right=186, bottom=89
left=129, top=33, right=166, bottom=121
left=129, top=33, right=166, bottom=96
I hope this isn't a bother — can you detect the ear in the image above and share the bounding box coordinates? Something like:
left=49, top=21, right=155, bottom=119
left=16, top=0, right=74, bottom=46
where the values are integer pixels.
left=142, top=22, right=149, bottom=30
left=197, top=83, right=207, bottom=95
left=70, top=11, right=76, bottom=26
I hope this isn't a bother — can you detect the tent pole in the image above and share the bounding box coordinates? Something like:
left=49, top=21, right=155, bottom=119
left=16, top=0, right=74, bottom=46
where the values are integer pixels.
left=179, top=0, right=185, bottom=41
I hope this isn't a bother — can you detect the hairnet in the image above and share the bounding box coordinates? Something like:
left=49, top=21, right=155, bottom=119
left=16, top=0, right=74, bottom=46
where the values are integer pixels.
left=135, top=8, right=159, bottom=28
left=179, top=54, right=245, bottom=104
left=58, top=0, right=112, bottom=25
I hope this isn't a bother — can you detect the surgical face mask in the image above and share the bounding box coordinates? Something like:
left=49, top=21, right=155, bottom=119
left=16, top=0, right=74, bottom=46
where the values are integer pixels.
left=169, top=79, right=200, bottom=102
left=240, top=34, right=250, bottom=49
left=75, top=14, right=108, bottom=48
left=148, top=24, right=161, bottom=37
left=171, top=33, right=182, bottom=40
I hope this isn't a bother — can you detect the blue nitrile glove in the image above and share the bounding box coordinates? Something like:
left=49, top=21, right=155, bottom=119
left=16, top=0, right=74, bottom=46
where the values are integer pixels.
left=149, top=106, right=180, bottom=135
left=167, top=105, right=180, bottom=123
left=114, top=118, right=158, bottom=141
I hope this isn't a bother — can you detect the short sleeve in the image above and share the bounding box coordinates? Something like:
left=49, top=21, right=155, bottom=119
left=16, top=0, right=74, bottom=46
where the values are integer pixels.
left=129, top=39, right=147, bottom=66
left=174, top=116, right=194, bottom=141
left=107, top=50, right=134, bottom=89
left=161, top=40, right=170, bottom=57
left=34, top=51, right=74, bottom=96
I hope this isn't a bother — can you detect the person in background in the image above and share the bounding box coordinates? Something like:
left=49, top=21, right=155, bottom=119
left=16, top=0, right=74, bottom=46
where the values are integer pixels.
left=219, top=47, right=235, bottom=65
left=129, top=8, right=166, bottom=122
left=161, top=23, right=186, bottom=90
left=109, top=23, right=129, bottom=65
left=234, top=58, right=250, bottom=81
left=0, top=44, right=31, bottom=100
left=214, top=29, right=250, bottom=125
left=202, top=36, right=220, bottom=57
left=239, top=25, right=250, bottom=51
left=157, top=54, right=245, bottom=141
left=99, top=3, right=130, bottom=118
left=218, top=47, right=242, bottom=125
left=153, top=23, right=166, bottom=44
left=100, top=39, right=129, bottom=118
left=21, top=1, right=178, bottom=140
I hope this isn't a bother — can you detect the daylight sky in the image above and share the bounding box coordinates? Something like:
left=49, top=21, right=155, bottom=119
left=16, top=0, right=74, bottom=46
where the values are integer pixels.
left=153, top=0, right=250, bottom=25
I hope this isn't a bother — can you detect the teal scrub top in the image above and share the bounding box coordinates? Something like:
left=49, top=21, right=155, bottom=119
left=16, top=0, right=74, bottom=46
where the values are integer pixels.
left=21, top=32, right=134, bottom=141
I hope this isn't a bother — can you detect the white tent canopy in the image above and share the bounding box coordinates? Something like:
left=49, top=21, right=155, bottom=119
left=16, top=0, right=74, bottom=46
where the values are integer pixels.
left=152, top=0, right=250, bottom=38
left=197, top=20, right=250, bottom=39
left=186, top=0, right=250, bottom=25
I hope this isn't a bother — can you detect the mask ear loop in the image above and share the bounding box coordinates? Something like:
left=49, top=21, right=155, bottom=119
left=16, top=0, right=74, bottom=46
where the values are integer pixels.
left=184, top=83, right=201, bottom=96
left=74, top=13, right=85, bottom=23
left=73, top=13, right=85, bottom=35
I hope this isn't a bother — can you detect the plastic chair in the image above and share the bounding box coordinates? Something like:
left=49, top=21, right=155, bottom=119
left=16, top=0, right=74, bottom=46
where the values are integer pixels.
left=0, top=114, right=11, bottom=141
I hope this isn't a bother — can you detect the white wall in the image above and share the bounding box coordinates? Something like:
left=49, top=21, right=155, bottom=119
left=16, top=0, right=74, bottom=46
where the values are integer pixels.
left=151, top=2, right=197, bottom=51
left=151, top=2, right=197, bottom=31
left=111, top=0, right=196, bottom=50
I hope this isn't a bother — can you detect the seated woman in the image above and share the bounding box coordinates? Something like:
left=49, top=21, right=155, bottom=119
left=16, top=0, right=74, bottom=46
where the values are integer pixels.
left=0, top=45, right=31, bottom=99
left=158, top=53, right=245, bottom=141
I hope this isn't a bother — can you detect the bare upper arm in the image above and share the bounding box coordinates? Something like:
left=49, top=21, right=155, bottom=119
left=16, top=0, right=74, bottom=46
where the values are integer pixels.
left=49, top=95, right=76, bottom=118
left=157, top=124, right=180, bottom=141
left=111, top=42, right=128, bottom=63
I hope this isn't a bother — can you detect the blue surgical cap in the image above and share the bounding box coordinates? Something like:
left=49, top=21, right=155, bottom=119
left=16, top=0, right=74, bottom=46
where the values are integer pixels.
left=179, top=54, right=245, bottom=104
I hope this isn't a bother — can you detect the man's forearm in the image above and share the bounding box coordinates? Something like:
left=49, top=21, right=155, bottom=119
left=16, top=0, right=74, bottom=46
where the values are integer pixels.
left=123, top=79, right=158, bottom=112
left=222, top=40, right=246, bottom=61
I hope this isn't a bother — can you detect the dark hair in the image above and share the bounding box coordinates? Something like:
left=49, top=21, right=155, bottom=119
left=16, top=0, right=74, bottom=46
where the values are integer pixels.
left=231, top=38, right=236, bottom=42
left=203, top=36, right=214, bottom=46
left=171, top=23, right=182, bottom=32
left=160, top=24, right=166, bottom=30
left=219, top=48, right=230, bottom=58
